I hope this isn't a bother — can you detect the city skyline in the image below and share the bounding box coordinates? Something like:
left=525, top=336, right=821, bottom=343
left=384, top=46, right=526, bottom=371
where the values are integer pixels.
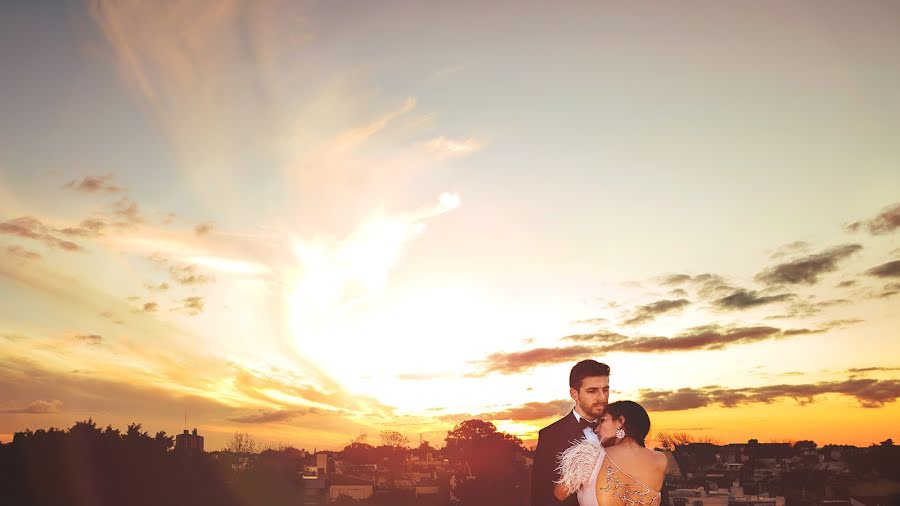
left=1, top=0, right=899, bottom=451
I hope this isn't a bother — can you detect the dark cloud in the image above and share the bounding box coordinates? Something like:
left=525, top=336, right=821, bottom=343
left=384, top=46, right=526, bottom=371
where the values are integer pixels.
left=4, top=399, right=63, bottom=414
left=6, top=244, right=42, bottom=261
left=59, top=217, right=108, bottom=238
left=755, top=244, right=862, bottom=285
left=847, top=203, right=900, bottom=235
left=866, top=260, right=900, bottom=278
left=605, top=325, right=784, bottom=353
left=142, top=302, right=158, bottom=313
left=714, top=290, right=793, bottom=310
left=63, top=174, right=125, bottom=194
left=181, top=296, right=204, bottom=316
left=475, top=325, right=822, bottom=375
left=74, top=334, right=103, bottom=345
left=848, top=367, right=900, bottom=373
left=474, top=345, right=596, bottom=375
left=623, top=299, right=690, bottom=326
left=639, top=388, right=710, bottom=411
left=194, top=222, right=214, bottom=235
left=464, top=400, right=573, bottom=422
left=669, top=288, right=689, bottom=297
left=228, top=408, right=320, bottom=424
left=837, top=280, right=857, bottom=288
left=0, top=216, right=85, bottom=252
left=639, top=378, right=900, bottom=411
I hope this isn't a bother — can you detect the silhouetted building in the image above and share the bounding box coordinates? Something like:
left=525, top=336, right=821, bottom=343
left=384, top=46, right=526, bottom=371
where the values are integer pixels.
left=328, top=474, right=374, bottom=502
left=175, top=428, right=204, bottom=454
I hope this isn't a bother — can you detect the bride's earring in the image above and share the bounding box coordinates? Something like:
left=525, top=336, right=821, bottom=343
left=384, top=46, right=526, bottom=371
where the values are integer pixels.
left=615, top=426, right=625, bottom=440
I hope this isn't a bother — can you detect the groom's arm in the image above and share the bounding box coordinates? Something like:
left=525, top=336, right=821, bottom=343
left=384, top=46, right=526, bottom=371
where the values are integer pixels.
left=531, top=427, right=557, bottom=506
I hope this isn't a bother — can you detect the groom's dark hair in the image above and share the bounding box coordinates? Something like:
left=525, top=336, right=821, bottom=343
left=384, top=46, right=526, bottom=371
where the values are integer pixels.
left=569, top=360, right=610, bottom=390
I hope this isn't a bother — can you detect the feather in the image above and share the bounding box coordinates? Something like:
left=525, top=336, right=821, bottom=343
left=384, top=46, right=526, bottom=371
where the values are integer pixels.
left=555, top=437, right=602, bottom=495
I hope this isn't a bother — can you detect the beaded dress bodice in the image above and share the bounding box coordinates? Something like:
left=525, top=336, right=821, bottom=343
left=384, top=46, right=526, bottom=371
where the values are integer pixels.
left=558, top=439, right=661, bottom=506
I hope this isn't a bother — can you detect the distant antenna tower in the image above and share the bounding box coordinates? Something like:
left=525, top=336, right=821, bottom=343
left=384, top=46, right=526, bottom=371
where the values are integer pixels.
left=184, top=412, right=187, bottom=431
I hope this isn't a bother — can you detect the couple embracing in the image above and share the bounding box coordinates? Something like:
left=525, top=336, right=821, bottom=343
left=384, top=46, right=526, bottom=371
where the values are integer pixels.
left=531, top=360, right=667, bottom=506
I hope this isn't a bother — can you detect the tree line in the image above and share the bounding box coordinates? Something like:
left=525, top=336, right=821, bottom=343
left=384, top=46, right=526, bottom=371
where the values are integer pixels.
left=0, top=418, right=530, bottom=506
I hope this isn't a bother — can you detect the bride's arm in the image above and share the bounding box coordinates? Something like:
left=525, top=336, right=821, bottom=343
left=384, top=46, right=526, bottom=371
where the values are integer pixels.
left=553, top=482, right=571, bottom=501
left=555, top=438, right=602, bottom=499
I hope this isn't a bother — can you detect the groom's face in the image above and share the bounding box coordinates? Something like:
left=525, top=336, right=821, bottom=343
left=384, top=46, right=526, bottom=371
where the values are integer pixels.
left=571, top=375, right=610, bottom=420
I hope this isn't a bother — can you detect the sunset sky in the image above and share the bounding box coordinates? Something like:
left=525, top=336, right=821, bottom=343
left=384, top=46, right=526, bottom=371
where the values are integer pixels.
left=1, top=0, right=899, bottom=452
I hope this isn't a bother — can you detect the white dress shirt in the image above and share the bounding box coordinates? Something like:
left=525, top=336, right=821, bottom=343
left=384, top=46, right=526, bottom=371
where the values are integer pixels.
left=571, top=409, right=600, bottom=443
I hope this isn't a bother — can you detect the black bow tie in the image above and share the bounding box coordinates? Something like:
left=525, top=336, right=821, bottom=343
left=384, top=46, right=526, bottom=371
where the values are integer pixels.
left=579, top=418, right=598, bottom=430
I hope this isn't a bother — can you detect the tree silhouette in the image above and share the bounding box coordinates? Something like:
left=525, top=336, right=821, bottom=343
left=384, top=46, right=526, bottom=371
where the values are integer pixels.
left=444, top=420, right=526, bottom=506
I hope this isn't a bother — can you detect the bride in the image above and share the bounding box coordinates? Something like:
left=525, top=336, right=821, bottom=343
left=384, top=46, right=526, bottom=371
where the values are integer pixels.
left=553, top=401, right=666, bottom=506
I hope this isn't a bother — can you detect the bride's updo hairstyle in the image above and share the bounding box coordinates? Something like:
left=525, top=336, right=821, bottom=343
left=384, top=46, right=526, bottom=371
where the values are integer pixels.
left=604, top=401, right=651, bottom=447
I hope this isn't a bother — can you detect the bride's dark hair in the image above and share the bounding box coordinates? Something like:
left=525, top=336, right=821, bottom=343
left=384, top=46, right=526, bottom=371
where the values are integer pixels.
left=603, top=401, right=651, bottom=447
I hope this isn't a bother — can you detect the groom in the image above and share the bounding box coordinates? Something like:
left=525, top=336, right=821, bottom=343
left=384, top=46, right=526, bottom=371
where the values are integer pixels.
left=531, top=360, right=610, bottom=506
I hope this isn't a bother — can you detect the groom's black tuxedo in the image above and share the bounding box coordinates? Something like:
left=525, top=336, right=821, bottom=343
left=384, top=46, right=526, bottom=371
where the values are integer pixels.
left=531, top=411, right=582, bottom=506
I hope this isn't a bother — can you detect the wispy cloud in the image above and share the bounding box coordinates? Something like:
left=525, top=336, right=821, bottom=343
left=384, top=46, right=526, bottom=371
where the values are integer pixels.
left=476, top=322, right=854, bottom=376
left=111, top=197, right=143, bottom=228
left=714, top=289, right=793, bottom=310
left=228, top=407, right=323, bottom=424
left=74, top=334, right=103, bottom=345
left=845, top=202, right=900, bottom=235
left=848, top=366, right=900, bottom=373
left=444, top=400, right=573, bottom=423
left=622, top=299, right=690, bottom=326
left=59, top=218, right=107, bottom=238
left=5, top=244, right=42, bottom=261
left=756, top=244, right=862, bottom=285
left=473, top=345, right=596, bottom=376
left=767, top=298, right=851, bottom=319
left=769, top=241, right=812, bottom=259
left=0, top=217, right=85, bottom=252
left=866, top=260, right=900, bottom=278
left=194, top=222, right=214, bottom=235
left=659, top=273, right=734, bottom=299
left=180, top=296, right=204, bottom=316
left=62, top=173, right=125, bottom=194
left=424, top=136, right=483, bottom=158
left=639, top=378, right=900, bottom=411
left=4, top=399, right=63, bottom=414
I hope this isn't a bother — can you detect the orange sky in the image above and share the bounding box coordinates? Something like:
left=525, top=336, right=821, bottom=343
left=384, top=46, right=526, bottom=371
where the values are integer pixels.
left=1, top=0, right=899, bottom=451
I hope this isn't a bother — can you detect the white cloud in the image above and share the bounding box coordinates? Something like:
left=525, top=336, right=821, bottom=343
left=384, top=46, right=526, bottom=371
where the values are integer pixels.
left=425, top=136, right=483, bottom=157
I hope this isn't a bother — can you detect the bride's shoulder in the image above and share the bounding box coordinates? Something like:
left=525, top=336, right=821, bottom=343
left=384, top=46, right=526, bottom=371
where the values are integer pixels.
left=650, top=449, right=668, bottom=469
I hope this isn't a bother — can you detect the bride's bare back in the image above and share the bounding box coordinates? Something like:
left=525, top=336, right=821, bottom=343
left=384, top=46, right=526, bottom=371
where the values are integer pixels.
left=595, top=444, right=666, bottom=505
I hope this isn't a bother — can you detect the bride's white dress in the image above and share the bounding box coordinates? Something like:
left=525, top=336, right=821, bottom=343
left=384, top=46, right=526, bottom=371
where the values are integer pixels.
left=556, top=438, right=661, bottom=506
